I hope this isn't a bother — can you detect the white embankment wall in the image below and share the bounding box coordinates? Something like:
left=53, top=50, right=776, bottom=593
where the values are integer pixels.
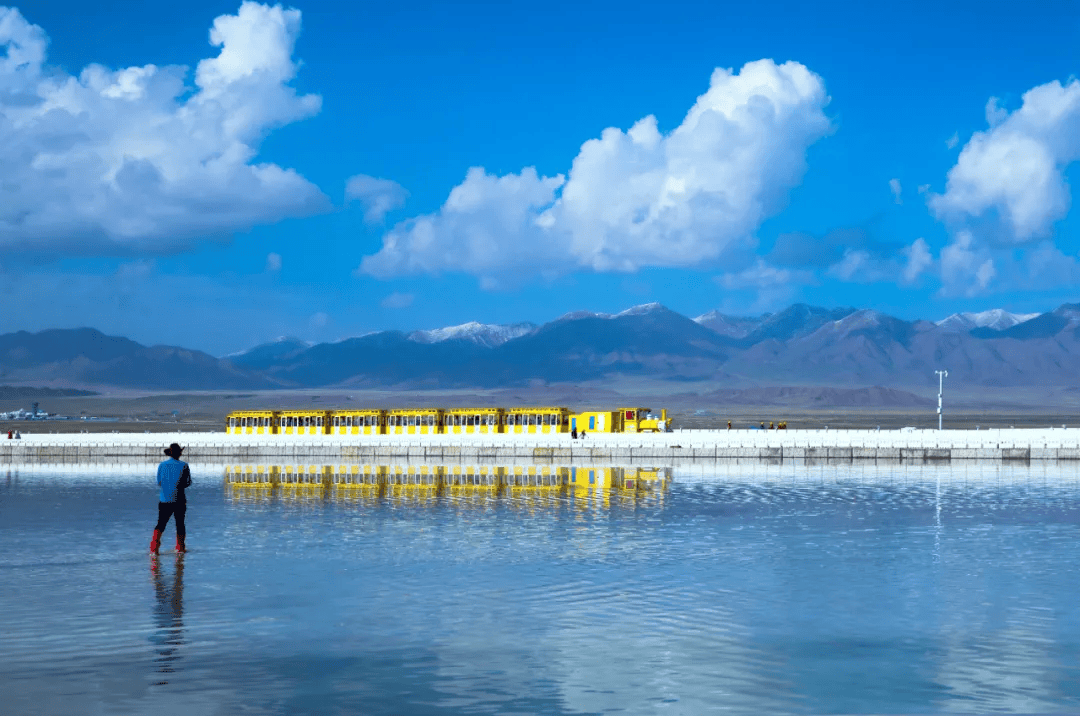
left=3, top=428, right=1080, bottom=463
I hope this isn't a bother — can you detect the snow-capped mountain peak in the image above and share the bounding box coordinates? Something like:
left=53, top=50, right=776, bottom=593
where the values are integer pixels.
left=408, top=321, right=536, bottom=348
left=557, top=303, right=669, bottom=322
left=936, top=309, right=1039, bottom=332
left=616, top=302, right=666, bottom=317
left=693, top=310, right=761, bottom=338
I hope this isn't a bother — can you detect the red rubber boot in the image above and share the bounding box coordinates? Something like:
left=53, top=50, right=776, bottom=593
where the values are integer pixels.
left=175, top=534, right=186, bottom=553
left=150, top=529, right=162, bottom=554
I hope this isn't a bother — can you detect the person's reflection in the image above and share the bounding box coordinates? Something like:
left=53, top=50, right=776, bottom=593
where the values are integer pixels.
left=150, top=553, right=185, bottom=684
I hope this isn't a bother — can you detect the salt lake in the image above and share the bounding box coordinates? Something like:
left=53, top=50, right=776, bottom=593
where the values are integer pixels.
left=2, top=460, right=1078, bottom=715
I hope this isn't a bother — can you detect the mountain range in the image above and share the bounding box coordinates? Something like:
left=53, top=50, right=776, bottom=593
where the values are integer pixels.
left=2, top=303, right=1078, bottom=395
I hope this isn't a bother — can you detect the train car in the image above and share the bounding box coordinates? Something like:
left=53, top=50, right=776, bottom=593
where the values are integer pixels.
left=619, top=407, right=671, bottom=433
left=569, top=410, right=621, bottom=434
left=278, top=410, right=329, bottom=436
left=443, top=408, right=504, bottom=435
left=226, top=410, right=278, bottom=435
left=330, top=409, right=384, bottom=436
left=385, top=408, right=442, bottom=435
left=505, top=406, right=569, bottom=434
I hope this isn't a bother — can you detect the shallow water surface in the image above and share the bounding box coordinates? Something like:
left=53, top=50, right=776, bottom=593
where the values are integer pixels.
left=2, top=461, right=1079, bottom=715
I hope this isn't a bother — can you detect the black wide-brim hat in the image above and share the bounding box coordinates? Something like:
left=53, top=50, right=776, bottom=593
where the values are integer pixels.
left=164, top=443, right=184, bottom=456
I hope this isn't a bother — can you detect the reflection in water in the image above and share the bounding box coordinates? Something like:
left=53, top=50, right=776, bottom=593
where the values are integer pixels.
left=3, top=461, right=1079, bottom=714
left=223, top=463, right=673, bottom=510
left=149, top=554, right=184, bottom=684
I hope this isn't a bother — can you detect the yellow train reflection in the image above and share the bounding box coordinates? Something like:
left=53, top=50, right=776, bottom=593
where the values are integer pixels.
left=224, top=464, right=670, bottom=504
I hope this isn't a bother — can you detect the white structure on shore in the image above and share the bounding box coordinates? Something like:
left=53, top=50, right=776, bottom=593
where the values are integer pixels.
left=2, top=427, right=1080, bottom=463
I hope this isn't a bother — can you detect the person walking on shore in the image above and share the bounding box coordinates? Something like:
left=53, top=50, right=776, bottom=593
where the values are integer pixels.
left=150, top=443, right=192, bottom=554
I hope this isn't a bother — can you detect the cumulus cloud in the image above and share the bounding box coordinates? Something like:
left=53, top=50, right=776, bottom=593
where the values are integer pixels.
left=939, top=231, right=995, bottom=296
left=360, top=59, right=832, bottom=283
left=930, top=79, right=1080, bottom=242
left=265, top=251, right=282, bottom=271
left=889, top=178, right=902, bottom=204
left=346, top=175, right=409, bottom=224
left=0, top=2, right=326, bottom=254
left=380, top=291, right=414, bottom=309
left=902, top=238, right=932, bottom=283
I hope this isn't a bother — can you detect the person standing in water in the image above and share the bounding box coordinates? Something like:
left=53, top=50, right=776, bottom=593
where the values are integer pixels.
left=150, top=443, right=192, bottom=554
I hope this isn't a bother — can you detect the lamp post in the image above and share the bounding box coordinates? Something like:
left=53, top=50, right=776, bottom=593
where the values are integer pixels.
left=935, top=370, right=948, bottom=431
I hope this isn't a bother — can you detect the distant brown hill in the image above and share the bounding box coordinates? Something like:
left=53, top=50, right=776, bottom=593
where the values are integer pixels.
left=2, top=302, right=1080, bottom=401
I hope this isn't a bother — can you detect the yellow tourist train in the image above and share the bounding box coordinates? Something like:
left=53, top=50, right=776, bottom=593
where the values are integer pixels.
left=225, top=406, right=670, bottom=435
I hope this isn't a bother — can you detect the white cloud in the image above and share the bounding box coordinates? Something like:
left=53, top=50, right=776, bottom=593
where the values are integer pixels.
left=939, top=231, right=995, bottom=296
left=930, top=78, right=1080, bottom=242
left=361, top=166, right=567, bottom=281
left=0, top=2, right=326, bottom=253
left=265, top=251, right=282, bottom=271
left=345, top=175, right=409, bottom=224
left=827, top=249, right=876, bottom=282
left=714, top=258, right=814, bottom=312
left=889, top=178, right=902, bottom=204
left=946, top=132, right=959, bottom=149
left=717, top=258, right=814, bottom=290
left=902, top=238, right=932, bottom=283
left=360, top=59, right=832, bottom=283
left=380, top=291, right=414, bottom=309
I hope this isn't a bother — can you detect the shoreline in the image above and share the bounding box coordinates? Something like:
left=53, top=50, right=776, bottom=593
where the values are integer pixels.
left=3, top=427, right=1080, bottom=464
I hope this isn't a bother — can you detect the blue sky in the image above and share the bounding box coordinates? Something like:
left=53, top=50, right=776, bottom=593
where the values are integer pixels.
left=2, top=0, right=1080, bottom=354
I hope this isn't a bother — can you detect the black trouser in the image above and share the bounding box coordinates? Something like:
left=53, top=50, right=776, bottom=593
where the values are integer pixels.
left=155, top=501, right=186, bottom=536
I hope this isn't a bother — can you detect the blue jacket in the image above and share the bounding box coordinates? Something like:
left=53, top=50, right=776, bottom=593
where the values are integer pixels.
left=157, top=458, right=192, bottom=503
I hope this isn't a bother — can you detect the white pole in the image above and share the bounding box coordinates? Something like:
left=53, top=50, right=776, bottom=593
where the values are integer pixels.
left=935, top=370, right=948, bottom=430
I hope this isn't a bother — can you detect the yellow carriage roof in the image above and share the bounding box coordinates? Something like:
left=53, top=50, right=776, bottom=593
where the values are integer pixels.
left=385, top=407, right=443, bottom=414
left=277, top=409, right=331, bottom=415
left=226, top=410, right=277, bottom=416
